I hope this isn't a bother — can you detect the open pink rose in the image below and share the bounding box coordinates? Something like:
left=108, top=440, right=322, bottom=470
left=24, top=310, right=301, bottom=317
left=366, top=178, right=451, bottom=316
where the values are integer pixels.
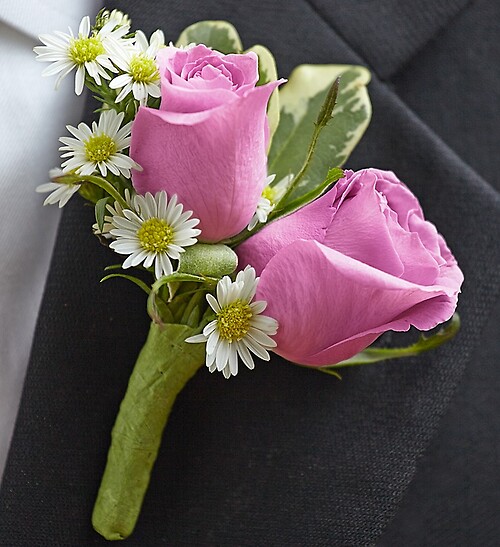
left=130, top=45, right=283, bottom=242
left=237, top=169, right=463, bottom=366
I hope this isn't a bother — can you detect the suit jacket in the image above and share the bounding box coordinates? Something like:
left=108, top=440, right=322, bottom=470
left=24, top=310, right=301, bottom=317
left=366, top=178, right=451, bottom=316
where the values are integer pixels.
left=1, top=1, right=499, bottom=545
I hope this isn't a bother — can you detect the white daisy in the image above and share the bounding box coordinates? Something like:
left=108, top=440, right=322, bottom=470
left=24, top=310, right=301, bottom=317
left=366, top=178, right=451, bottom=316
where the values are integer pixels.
left=92, top=188, right=135, bottom=238
left=96, top=9, right=131, bottom=31
left=109, top=191, right=201, bottom=278
left=186, top=266, right=279, bottom=379
left=109, top=30, right=165, bottom=104
left=168, top=41, right=197, bottom=50
left=247, top=174, right=294, bottom=230
left=59, top=109, right=138, bottom=178
left=36, top=168, right=81, bottom=208
left=247, top=196, right=274, bottom=231
left=34, top=15, right=130, bottom=95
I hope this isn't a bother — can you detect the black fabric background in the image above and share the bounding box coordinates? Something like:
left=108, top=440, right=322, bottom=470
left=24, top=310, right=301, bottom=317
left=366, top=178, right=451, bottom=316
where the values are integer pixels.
left=1, top=1, right=499, bottom=545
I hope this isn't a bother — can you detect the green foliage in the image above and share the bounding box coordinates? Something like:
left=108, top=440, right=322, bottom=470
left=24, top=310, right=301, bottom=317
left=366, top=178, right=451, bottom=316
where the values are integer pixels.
left=268, top=65, right=371, bottom=204
left=272, top=167, right=344, bottom=220
left=147, top=273, right=217, bottom=326
left=78, top=181, right=105, bottom=203
left=315, top=77, right=340, bottom=128
left=321, top=314, right=461, bottom=370
left=95, top=197, right=112, bottom=232
left=176, top=20, right=243, bottom=53
left=92, top=322, right=207, bottom=540
left=100, top=273, right=151, bottom=295
left=246, top=44, right=280, bottom=142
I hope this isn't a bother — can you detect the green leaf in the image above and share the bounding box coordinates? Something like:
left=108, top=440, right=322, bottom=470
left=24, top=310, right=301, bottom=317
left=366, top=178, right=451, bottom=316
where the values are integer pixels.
left=322, top=314, right=461, bottom=370
left=246, top=44, right=280, bottom=143
left=147, top=273, right=217, bottom=324
left=95, top=197, right=111, bottom=232
left=268, top=65, right=371, bottom=203
left=152, top=272, right=218, bottom=292
left=176, top=20, right=243, bottom=53
left=100, top=273, right=151, bottom=295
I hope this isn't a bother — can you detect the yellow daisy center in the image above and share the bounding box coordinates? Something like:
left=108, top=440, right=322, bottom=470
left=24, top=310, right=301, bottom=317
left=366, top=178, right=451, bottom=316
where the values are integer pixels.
left=69, top=36, right=105, bottom=65
left=137, top=218, right=174, bottom=253
left=217, top=300, right=253, bottom=342
left=129, top=55, right=159, bottom=83
left=262, top=185, right=276, bottom=203
left=84, top=134, right=116, bottom=163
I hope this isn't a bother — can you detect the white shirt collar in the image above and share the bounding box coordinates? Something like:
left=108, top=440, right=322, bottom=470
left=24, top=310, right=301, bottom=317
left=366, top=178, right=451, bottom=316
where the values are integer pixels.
left=0, top=0, right=100, bottom=40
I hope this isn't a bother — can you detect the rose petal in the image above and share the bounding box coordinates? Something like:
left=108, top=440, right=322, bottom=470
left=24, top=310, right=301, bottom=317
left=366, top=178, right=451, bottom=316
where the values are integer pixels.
left=131, top=80, right=283, bottom=241
left=237, top=187, right=337, bottom=274
left=257, top=240, right=460, bottom=366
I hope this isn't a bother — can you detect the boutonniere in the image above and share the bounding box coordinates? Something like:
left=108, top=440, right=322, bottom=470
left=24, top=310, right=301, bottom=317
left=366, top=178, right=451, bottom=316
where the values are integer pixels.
left=34, top=9, right=463, bottom=540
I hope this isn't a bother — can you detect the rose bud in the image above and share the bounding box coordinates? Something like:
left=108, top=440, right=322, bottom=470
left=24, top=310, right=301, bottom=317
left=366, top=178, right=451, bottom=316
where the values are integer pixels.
left=131, top=44, right=283, bottom=242
left=237, top=169, right=464, bottom=366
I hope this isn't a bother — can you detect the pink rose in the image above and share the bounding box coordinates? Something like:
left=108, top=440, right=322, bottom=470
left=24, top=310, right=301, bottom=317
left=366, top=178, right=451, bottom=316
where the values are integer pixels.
left=237, top=169, right=463, bottom=366
left=130, top=45, right=283, bottom=242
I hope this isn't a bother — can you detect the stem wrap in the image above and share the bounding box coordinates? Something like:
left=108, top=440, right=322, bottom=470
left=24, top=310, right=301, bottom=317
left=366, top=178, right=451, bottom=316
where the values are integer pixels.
left=92, top=322, right=205, bottom=540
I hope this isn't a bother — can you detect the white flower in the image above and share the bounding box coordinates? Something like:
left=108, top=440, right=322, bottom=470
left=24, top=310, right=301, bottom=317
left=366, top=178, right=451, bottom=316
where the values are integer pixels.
left=34, top=15, right=130, bottom=95
left=98, top=9, right=131, bottom=30
left=109, top=191, right=201, bottom=278
left=186, top=267, right=279, bottom=379
left=59, top=109, right=138, bottom=177
left=109, top=30, right=165, bottom=104
left=36, top=168, right=81, bottom=207
left=168, top=41, right=196, bottom=50
left=247, top=174, right=294, bottom=230
left=248, top=196, right=274, bottom=231
left=92, top=188, right=135, bottom=237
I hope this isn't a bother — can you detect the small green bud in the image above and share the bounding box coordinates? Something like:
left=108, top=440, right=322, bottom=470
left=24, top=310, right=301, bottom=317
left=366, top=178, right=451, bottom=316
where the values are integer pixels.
left=178, top=244, right=238, bottom=278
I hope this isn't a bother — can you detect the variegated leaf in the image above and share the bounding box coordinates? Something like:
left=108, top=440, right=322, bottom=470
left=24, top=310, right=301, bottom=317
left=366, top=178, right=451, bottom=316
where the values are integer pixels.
left=175, top=20, right=243, bottom=53
left=246, top=44, right=280, bottom=143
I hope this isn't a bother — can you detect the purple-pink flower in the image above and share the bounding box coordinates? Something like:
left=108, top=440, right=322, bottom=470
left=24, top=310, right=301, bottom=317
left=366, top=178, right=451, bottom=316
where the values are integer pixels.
left=130, top=45, right=282, bottom=242
left=237, top=169, right=464, bottom=366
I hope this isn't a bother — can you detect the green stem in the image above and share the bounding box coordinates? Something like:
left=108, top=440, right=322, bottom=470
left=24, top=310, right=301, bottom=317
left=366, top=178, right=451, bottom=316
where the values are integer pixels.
left=274, top=123, right=323, bottom=210
left=272, top=78, right=340, bottom=215
left=319, top=313, right=461, bottom=371
left=92, top=322, right=206, bottom=540
left=80, top=175, right=128, bottom=209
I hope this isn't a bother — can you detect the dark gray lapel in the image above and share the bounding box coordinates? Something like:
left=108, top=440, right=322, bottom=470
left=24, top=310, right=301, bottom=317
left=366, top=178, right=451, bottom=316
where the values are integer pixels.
left=1, top=1, right=499, bottom=545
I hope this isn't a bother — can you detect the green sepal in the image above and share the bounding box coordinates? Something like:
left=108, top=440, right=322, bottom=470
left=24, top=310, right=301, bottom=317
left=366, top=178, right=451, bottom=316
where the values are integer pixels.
left=268, top=65, right=371, bottom=204
left=177, top=244, right=238, bottom=278
left=95, top=197, right=112, bottom=232
left=176, top=20, right=243, bottom=53
left=320, top=314, right=461, bottom=371
left=246, top=44, right=280, bottom=143
left=92, top=321, right=207, bottom=541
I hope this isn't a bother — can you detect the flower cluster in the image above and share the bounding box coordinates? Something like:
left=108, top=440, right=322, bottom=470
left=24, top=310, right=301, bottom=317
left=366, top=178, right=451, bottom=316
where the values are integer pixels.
left=34, top=12, right=465, bottom=542
left=35, top=11, right=462, bottom=381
